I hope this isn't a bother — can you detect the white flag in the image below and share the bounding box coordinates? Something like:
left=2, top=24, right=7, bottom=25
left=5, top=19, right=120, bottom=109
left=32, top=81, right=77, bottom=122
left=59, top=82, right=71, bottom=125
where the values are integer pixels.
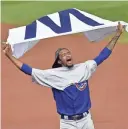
left=7, top=8, right=128, bottom=58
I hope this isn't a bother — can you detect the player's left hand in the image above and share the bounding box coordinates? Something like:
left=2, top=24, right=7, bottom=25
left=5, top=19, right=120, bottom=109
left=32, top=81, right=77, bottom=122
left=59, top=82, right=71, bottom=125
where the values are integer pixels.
left=117, top=22, right=125, bottom=34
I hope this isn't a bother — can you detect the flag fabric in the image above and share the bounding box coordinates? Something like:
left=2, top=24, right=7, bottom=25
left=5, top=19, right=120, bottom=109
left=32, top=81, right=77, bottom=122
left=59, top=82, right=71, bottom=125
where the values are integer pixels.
left=7, top=8, right=128, bottom=58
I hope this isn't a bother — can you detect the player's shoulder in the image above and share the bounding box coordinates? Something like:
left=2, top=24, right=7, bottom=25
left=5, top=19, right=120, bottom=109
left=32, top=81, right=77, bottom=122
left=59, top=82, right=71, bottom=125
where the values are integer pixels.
left=75, top=60, right=97, bottom=72
left=72, top=60, right=97, bottom=72
left=84, top=60, right=97, bottom=65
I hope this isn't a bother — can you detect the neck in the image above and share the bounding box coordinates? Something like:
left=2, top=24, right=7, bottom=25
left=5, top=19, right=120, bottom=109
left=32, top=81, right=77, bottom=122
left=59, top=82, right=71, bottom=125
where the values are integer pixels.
left=62, top=64, right=74, bottom=69
left=68, top=65, right=74, bottom=68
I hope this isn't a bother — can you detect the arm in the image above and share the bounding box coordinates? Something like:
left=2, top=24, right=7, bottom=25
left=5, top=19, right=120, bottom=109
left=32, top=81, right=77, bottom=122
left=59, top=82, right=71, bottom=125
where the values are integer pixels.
left=94, top=22, right=125, bottom=66
left=106, top=24, right=124, bottom=51
left=2, top=43, right=32, bottom=75
left=2, top=43, right=57, bottom=89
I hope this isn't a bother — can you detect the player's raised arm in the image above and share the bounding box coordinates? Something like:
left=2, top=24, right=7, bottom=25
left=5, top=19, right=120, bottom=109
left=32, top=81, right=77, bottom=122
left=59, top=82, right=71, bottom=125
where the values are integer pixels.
left=2, top=44, right=65, bottom=90
left=106, top=22, right=125, bottom=50
left=2, top=43, right=32, bottom=75
left=94, top=22, right=125, bottom=66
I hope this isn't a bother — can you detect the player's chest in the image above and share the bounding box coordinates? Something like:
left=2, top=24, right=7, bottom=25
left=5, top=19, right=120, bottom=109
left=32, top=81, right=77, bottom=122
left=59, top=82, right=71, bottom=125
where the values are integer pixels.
left=63, top=80, right=89, bottom=99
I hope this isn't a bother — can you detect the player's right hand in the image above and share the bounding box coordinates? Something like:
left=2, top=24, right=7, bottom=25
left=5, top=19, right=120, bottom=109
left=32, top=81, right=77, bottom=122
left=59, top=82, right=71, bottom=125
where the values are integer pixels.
left=2, top=42, right=12, bottom=56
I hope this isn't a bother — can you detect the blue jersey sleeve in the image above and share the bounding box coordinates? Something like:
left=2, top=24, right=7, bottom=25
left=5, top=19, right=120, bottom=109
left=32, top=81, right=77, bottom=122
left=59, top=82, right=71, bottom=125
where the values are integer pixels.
left=21, top=64, right=32, bottom=75
left=94, top=47, right=112, bottom=66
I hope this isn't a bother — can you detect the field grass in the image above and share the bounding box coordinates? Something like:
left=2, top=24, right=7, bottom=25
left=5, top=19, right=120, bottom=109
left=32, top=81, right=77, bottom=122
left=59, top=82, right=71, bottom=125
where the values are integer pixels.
left=1, top=1, right=128, bottom=43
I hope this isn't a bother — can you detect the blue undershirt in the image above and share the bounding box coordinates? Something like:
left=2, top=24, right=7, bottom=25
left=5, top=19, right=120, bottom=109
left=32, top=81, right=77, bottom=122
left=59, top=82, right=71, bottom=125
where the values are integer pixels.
left=94, top=47, right=112, bottom=65
left=21, top=47, right=112, bottom=75
left=21, top=64, right=32, bottom=75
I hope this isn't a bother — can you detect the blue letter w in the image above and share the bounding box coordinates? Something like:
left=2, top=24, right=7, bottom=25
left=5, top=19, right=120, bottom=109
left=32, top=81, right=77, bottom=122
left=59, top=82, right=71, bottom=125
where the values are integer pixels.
left=25, top=8, right=103, bottom=39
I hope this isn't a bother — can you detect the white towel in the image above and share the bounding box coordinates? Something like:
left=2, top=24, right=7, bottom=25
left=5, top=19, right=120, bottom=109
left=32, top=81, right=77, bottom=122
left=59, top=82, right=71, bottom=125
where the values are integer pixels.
left=7, top=8, right=128, bottom=58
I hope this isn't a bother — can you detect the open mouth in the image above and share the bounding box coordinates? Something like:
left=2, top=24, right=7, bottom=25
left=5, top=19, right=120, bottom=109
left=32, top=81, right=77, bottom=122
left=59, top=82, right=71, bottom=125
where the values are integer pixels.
left=66, top=58, right=72, bottom=62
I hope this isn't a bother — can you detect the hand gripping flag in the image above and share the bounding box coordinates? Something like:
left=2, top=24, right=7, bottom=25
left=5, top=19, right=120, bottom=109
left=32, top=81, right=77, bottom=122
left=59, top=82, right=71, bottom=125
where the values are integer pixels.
left=7, top=8, right=128, bottom=58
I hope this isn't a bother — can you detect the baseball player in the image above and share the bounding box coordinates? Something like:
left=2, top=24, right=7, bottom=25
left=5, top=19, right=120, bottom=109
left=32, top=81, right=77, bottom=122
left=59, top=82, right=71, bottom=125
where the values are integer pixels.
left=2, top=22, right=124, bottom=129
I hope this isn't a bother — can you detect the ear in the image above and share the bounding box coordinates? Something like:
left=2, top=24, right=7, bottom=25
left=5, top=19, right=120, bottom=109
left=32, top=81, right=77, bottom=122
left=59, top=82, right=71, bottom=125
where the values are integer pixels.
left=58, top=60, right=62, bottom=64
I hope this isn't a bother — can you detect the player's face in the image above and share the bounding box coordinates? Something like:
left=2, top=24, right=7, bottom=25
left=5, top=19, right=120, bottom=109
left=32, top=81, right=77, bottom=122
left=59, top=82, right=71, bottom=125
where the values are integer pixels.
left=58, top=49, right=73, bottom=68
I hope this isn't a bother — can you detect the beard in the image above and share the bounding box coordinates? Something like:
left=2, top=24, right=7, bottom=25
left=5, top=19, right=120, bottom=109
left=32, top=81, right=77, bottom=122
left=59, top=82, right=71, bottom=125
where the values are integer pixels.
left=66, top=64, right=74, bottom=68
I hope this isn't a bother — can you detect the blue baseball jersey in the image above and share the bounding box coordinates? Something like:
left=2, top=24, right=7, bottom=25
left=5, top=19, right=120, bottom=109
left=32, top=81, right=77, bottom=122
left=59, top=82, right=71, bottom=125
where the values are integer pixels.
left=52, top=80, right=91, bottom=115
left=21, top=47, right=112, bottom=116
